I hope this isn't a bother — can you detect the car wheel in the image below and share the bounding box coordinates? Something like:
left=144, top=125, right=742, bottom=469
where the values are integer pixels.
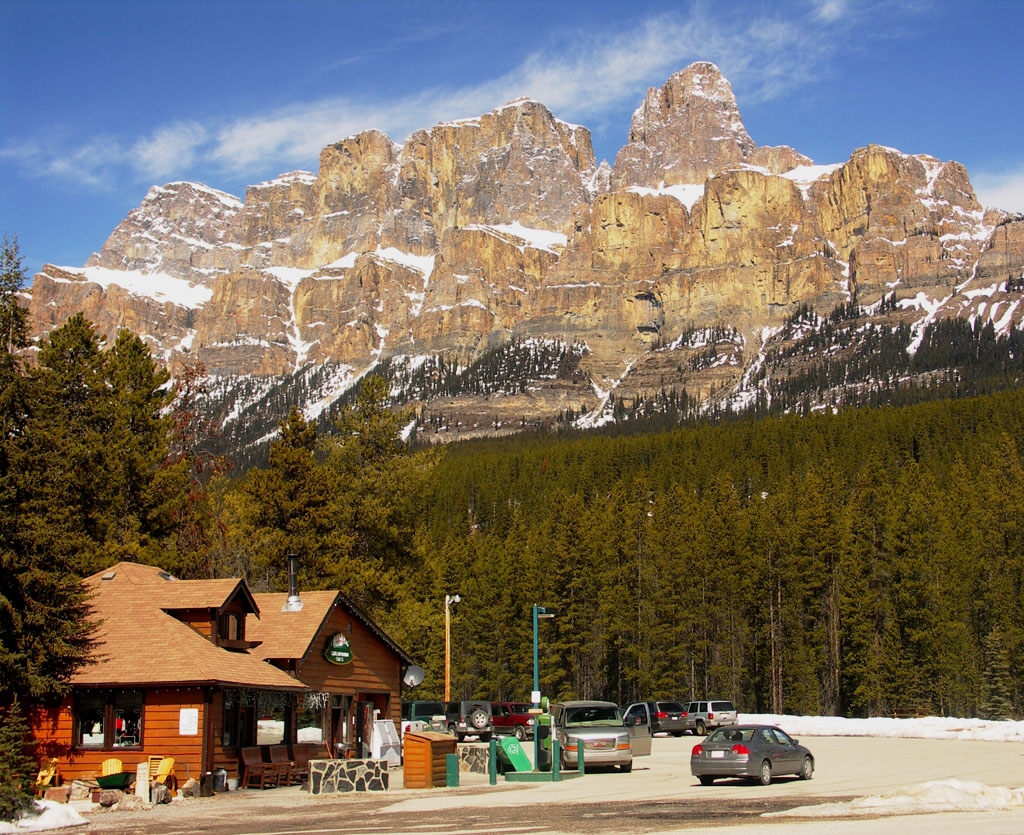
left=446, top=724, right=458, bottom=738
left=695, top=720, right=707, bottom=735
left=671, top=731, right=684, bottom=738
left=515, top=726, right=526, bottom=741
left=799, top=755, right=814, bottom=780
left=758, top=760, right=772, bottom=786
left=469, top=708, right=489, bottom=730
left=699, top=775, right=715, bottom=786
left=620, top=760, right=632, bottom=773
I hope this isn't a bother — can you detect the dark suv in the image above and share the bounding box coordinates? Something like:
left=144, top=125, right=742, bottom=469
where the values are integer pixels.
left=623, top=700, right=695, bottom=736
left=444, top=699, right=494, bottom=741
left=400, top=700, right=445, bottom=734
left=401, top=700, right=444, bottom=723
left=491, top=701, right=535, bottom=740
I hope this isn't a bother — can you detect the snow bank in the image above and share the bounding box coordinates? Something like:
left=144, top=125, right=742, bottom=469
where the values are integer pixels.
left=771, top=779, right=1024, bottom=818
left=744, top=713, right=1024, bottom=743
left=0, top=801, right=88, bottom=832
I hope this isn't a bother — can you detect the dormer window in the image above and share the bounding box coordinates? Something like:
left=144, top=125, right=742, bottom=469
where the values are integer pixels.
left=218, top=611, right=244, bottom=646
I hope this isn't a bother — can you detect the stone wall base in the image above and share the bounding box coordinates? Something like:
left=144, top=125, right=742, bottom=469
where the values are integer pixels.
left=308, top=759, right=389, bottom=794
left=458, top=743, right=491, bottom=774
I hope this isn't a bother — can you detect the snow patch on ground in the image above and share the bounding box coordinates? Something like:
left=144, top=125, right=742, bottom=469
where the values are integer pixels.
left=0, top=800, right=88, bottom=832
left=627, top=182, right=706, bottom=210
left=48, top=266, right=213, bottom=309
left=742, top=713, right=1024, bottom=743
left=771, top=779, right=1024, bottom=818
left=464, top=222, right=568, bottom=253
left=780, top=163, right=842, bottom=196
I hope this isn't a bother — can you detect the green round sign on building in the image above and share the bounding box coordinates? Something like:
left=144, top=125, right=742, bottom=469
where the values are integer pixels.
left=324, top=633, right=353, bottom=664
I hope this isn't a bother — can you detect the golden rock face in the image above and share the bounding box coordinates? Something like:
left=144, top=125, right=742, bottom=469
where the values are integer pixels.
left=25, top=64, right=1022, bottom=420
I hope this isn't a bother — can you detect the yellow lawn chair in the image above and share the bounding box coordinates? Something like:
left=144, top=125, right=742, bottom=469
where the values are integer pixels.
left=101, top=757, right=123, bottom=776
left=153, top=756, right=177, bottom=796
left=97, top=756, right=132, bottom=789
left=34, top=758, right=61, bottom=796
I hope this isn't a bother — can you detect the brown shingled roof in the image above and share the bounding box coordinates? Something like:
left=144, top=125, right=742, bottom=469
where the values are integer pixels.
left=75, top=562, right=305, bottom=692
left=247, top=591, right=336, bottom=660
left=250, top=591, right=414, bottom=666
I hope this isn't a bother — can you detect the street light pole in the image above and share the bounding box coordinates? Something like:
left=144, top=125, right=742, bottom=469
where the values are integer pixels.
left=444, top=594, right=461, bottom=702
left=532, top=604, right=556, bottom=770
left=532, top=604, right=540, bottom=704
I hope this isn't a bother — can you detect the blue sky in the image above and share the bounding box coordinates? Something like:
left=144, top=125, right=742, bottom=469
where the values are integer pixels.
left=2, top=0, right=1023, bottom=280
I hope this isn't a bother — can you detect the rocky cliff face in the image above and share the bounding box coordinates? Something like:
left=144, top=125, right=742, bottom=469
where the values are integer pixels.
left=26, top=62, right=1024, bottom=444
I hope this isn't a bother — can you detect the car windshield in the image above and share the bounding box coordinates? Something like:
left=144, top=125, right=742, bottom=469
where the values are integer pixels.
left=564, top=705, right=622, bottom=726
left=712, top=701, right=736, bottom=711
left=707, top=727, right=754, bottom=743
left=659, top=702, right=684, bottom=712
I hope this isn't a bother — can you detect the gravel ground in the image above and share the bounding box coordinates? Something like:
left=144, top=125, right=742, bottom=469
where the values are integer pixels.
left=74, top=735, right=1024, bottom=835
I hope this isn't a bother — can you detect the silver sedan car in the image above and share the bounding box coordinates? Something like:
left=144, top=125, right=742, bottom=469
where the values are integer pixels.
left=690, top=724, right=814, bottom=785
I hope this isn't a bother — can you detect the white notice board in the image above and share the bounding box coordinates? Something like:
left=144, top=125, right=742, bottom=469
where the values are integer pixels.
left=179, top=707, right=199, bottom=735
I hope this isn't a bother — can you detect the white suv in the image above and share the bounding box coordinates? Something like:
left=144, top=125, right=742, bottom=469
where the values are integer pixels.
left=681, top=700, right=738, bottom=735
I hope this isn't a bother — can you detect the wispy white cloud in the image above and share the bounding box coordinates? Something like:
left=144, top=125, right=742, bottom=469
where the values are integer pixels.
left=131, top=122, right=209, bottom=180
left=974, top=167, right=1024, bottom=214
left=0, top=134, right=124, bottom=190
left=0, top=2, right=904, bottom=190
left=812, top=0, right=849, bottom=23
left=200, top=4, right=842, bottom=174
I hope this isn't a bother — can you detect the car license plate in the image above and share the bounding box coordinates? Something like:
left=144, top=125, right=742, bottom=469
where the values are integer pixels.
left=710, top=750, right=725, bottom=758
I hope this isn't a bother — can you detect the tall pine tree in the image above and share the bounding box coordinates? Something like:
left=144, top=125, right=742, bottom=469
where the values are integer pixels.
left=0, top=243, right=95, bottom=706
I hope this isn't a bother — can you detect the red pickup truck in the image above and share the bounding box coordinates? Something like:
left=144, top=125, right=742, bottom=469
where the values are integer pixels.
left=491, top=701, right=535, bottom=740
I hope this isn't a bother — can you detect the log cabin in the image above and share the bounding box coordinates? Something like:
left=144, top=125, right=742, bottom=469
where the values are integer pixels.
left=28, top=561, right=415, bottom=785
left=249, top=589, right=413, bottom=759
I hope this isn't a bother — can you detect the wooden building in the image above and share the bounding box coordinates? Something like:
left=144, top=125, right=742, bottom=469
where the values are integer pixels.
left=249, top=590, right=414, bottom=759
left=28, top=562, right=414, bottom=783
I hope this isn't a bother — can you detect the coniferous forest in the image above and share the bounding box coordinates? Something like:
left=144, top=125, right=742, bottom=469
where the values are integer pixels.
left=3, top=236, right=1024, bottom=723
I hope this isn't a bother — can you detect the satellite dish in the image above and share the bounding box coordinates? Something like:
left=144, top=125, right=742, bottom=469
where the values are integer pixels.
left=402, top=665, right=425, bottom=688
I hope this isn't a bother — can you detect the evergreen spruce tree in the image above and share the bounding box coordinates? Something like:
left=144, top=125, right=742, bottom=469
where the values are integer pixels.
left=0, top=699, right=38, bottom=823
left=239, top=406, right=342, bottom=591
left=30, top=313, right=112, bottom=574
left=157, top=357, right=232, bottom=578
left=321, top=375, right=432, bottom=611
left=0, top=248, right=95, bottom=705
left=980, top=626, right=1014, bottom=720
left=105, top=330, right=173, bottom=548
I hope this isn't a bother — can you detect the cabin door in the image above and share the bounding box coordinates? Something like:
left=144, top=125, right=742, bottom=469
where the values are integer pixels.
left=238, top=704, right=255, bottom=749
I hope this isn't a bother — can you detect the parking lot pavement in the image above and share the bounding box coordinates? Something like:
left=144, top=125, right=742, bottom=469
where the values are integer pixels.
left=76, top=735, right=1024, bottom=834
left=382, top=734, right=1024, bottom=826
left=388, top=734, right=1024, bottom=806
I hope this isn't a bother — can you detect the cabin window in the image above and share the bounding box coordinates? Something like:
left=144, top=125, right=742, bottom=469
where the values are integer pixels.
left=218, top=611, right=242, bottom=642
left=297, top=693, right=329, bottom=744
left=258, top=694, right=287, bottom=745
left=75, top=689, right=143, bottom=750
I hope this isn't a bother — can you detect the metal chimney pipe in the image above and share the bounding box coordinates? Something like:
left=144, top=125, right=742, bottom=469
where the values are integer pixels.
left=282, top=553, right=303, bottom=612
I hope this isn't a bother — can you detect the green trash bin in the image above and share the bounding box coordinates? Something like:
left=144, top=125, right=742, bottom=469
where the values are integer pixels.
left=536, top=713, right=553, bottom=772
left=497, top=736, right=533, bottom=773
